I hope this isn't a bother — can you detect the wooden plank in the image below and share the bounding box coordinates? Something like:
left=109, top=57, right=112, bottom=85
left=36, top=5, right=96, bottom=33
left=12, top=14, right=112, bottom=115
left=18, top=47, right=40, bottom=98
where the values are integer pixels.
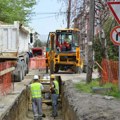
left=0, top=67, right=15, bottom=76
left=40, top=79, right=50, bottom=84
left=56, top=61, right=76, bottom=65
left=0, top=56, right=17, bottom=60
left=42, top=99, right=61, bottom=103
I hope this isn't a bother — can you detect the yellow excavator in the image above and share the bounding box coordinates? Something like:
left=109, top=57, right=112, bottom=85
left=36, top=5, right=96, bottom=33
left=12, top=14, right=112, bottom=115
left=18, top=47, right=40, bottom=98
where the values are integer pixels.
left=46, top=28, right=84, bottom=74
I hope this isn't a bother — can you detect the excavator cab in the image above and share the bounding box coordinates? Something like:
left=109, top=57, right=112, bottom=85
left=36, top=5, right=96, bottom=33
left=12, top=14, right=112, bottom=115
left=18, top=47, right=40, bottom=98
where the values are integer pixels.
left=55, top=29, right=79, bottom=52
left=46, top=29, right=83, bottom=74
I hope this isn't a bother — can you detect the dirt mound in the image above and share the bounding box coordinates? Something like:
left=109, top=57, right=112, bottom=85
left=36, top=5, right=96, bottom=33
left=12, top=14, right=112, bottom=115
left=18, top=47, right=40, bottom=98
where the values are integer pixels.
left=62, top=80, right=120, bottom=120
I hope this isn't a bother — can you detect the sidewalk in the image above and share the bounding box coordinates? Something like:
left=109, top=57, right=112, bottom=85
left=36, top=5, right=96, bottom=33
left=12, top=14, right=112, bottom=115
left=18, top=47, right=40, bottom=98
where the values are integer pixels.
left=0, top=78, right=32, bottom=119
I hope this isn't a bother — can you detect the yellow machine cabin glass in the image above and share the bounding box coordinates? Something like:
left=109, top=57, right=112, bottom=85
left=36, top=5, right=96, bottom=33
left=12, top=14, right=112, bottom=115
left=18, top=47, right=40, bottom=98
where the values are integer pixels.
left=56, top=30, right=79, bottom=52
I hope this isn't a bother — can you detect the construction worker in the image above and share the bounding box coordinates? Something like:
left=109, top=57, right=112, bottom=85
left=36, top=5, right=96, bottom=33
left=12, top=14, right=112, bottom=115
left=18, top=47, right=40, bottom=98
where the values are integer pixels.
left=64, top=34, right=71, bottom=43
left=50, top=74, right=59, bottom=118
left=63, top=35, right=72, bottom=51
left=30, top=75, right=44, bottom=120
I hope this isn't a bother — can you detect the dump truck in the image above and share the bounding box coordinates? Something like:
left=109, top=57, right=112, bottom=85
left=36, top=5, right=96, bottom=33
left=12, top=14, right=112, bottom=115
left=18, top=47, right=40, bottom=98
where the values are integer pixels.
left=0, top=21, right=34, bottom=82
left=46, top=28, right=84, bottom=73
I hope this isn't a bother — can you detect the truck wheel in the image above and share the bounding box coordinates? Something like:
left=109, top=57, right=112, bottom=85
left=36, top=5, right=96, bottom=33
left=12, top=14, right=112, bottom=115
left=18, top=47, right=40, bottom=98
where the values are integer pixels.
left=25, top=54, right=29, bottom=65
left=26, top=65, right=29, bottom=74
left=21, top=60, right=26, bottom=77
left=26, top=57, right=29, bottom=74
left=17, top=71, right=23, bottom=82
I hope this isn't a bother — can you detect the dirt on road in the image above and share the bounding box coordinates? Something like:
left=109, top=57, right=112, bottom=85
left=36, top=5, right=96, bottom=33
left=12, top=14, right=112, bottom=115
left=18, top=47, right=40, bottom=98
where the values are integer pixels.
left=25, top=103, right=62, bottom=120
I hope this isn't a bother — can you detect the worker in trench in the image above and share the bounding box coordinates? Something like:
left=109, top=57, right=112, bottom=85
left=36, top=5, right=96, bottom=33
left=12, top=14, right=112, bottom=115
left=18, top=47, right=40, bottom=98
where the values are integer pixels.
left=29, top=75, right=44, bottom=120
left=50, top=74, right=59, bottom=118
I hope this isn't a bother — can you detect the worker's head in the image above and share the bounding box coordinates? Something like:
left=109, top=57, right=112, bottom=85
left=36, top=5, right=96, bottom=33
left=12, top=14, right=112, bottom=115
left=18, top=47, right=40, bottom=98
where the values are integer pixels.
left=51, top=74, right=55, bottom=80
left=33, top=75, right=39, bottom=81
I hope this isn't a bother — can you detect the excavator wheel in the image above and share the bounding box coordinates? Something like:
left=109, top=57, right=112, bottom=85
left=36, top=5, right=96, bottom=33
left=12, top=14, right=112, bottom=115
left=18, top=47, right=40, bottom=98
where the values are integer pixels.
left=54, top=65, right=59, bottom=73
left=75, top=66, right=83, bottom=74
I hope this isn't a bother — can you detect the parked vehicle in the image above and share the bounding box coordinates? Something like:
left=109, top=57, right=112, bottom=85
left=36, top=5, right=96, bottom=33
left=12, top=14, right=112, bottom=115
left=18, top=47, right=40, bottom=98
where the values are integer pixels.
left=0, top=21, right=33, bottom=82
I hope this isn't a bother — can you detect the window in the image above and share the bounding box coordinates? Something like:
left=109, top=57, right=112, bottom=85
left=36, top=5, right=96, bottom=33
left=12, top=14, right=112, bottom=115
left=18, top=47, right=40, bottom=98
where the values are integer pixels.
left=73, top=31, right=79, bottom=46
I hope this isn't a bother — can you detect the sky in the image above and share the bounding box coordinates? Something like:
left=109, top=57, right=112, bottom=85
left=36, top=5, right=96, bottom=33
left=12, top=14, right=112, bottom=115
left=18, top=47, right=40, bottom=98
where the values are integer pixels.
left=29, top=0, right=67, bottom=40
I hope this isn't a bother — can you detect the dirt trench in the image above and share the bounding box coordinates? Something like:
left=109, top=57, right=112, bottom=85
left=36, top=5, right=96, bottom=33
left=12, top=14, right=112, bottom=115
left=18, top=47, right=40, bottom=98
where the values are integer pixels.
left=1, top=71, right=120, bottom=120
left=25, top=74, right=120, bottom=120
left=25, top=103, right=62, bottom=120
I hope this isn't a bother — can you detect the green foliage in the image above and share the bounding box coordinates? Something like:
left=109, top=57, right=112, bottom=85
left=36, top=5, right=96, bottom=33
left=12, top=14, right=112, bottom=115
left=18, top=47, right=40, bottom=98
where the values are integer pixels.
left=105, top=84, right=120, bottom=98
left=103, top=17, right=118, bottom=60
left=75, top=80, right=120, bottom=98
left=33, top=39, right=42, bottom=47
left=75, top=79, right=100, bottom=93
left=93, top=36, right=103, bottom=64
left=93, top=17, right=119, bottom=65
left=0, top=0, right=36, bottom=24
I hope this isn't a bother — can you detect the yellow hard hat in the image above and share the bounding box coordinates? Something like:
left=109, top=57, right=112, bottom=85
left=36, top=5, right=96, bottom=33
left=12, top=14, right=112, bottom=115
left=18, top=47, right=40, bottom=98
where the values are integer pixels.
left=51, top=74, right=55, bottom=79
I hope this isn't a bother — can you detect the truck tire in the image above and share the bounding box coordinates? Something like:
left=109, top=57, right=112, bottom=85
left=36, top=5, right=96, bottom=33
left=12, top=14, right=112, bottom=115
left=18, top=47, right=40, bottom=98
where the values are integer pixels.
left=17, top=71, right=23, bottom=82
left=25, top=54, right=29, bottom=74
left=13, top=62, right=23, bottom=82
left=26, top=65, right=29, bottom=74
left=21, top=60, right=26, bottom=77
left=25, top=54, right=29, bottom=65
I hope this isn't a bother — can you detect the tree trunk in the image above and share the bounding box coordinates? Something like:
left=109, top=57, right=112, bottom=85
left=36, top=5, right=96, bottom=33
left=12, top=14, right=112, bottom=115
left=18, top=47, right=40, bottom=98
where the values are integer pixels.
left=67, top=0, right=71, bottom=28
left=86, top=0, right=95, bottom=83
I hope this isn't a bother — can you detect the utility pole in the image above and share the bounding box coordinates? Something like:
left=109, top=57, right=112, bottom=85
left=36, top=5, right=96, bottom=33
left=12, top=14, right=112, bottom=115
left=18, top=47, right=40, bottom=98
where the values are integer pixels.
left=86, top=0, right=95, bottom=83
left=67, top=0, right=71, bottom=28
left=73, top=0, right=77, bottom=17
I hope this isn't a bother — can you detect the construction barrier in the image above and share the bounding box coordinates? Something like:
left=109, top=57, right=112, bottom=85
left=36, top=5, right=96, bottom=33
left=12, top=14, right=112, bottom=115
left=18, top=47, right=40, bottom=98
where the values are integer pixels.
left=0, top=62, right=12, bottom=95
left=29, top=56, right=46, bottom=70
left=101, top=59, right=118, bottom=84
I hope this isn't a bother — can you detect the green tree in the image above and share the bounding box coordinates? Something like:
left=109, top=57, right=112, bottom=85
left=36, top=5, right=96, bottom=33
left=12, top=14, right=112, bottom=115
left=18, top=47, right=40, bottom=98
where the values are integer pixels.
left=103, top=17, right=118, bottom=60
left=93, top=17, right=119, bottom=65
left=33, top=39, right=42, bottom=47
left=0, top=0, right=36, bottom=24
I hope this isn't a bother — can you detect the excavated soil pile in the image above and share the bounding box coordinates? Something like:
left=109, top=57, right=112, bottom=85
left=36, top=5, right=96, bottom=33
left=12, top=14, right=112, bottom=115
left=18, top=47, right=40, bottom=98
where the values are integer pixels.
left=62, top=80, right=120, bottom=120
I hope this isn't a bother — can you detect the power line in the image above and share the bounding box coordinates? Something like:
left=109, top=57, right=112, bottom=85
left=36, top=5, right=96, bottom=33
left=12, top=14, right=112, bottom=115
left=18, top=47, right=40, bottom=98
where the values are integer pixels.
left=31, top=15, right=57, bottom=20
left=36, top=12, right=66, bottom=15
left=31, top=12, right=67, bottom=20
left=35, top=11, right=79, bottom=15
